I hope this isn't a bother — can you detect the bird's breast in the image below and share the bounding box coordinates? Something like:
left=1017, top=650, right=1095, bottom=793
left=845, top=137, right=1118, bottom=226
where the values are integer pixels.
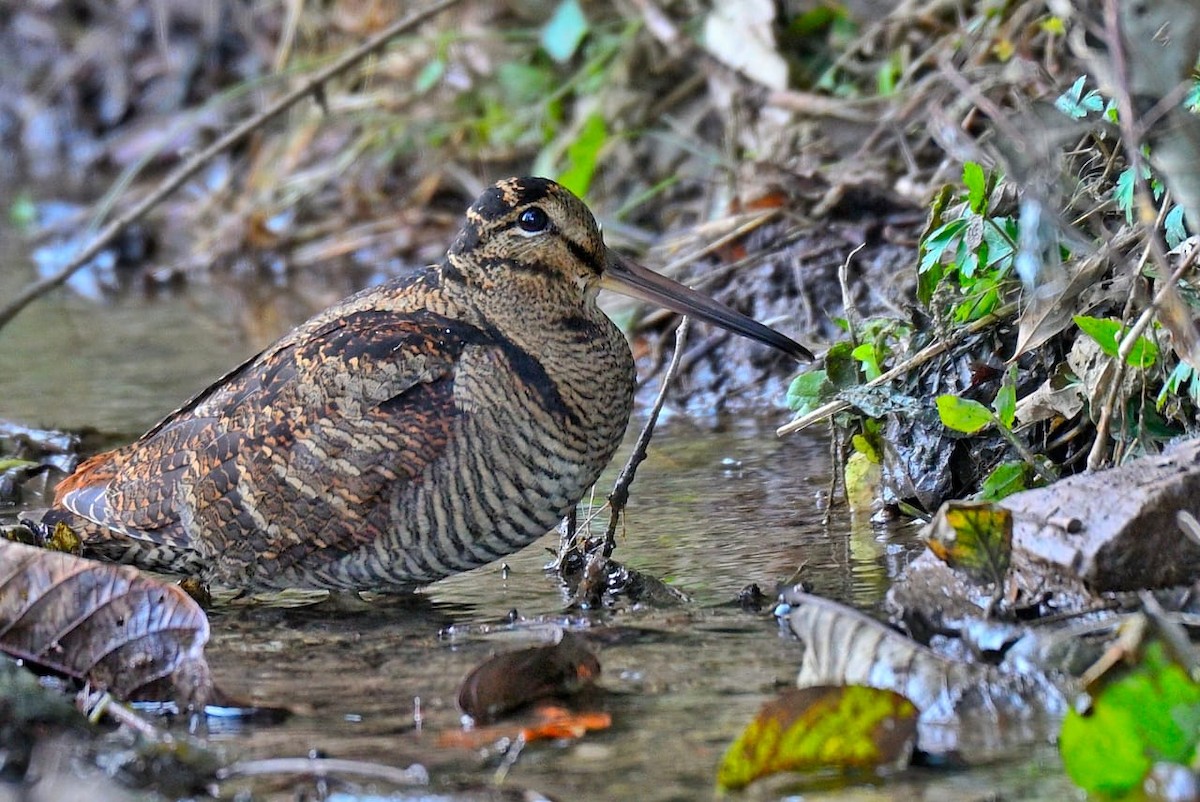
left=368, top=312, right=636, bottom=585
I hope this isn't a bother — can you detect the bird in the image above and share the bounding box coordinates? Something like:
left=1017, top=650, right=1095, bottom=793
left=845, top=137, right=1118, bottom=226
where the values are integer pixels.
left=44, top=177, right=812, bottom=593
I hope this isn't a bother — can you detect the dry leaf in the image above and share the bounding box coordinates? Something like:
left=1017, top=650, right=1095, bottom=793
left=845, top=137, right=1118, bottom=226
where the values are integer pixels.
left=437, top=702, right=611, bottom=749
left=456, top=631, right=599, bottom=722
left=0, top=540, right=212, bottom=707
left=702, top=0, right=787, bottom=90
left=925, top=500, right=1013, bottom=585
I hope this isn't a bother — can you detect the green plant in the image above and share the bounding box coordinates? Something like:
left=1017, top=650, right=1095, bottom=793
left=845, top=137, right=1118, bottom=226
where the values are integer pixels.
left=917, top=162, right=1019, bottom=323
left=935, top=364, right=1055, bottom=498
left=786, top=319, right=912, bottom=418
left=1056, top=75, right=1192, bottom=247
left=409, top=6, right=639, bottom=200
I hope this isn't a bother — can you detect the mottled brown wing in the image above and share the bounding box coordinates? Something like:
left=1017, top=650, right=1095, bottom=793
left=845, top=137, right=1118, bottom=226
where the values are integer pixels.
left=56, top=308, right=483, bottom=577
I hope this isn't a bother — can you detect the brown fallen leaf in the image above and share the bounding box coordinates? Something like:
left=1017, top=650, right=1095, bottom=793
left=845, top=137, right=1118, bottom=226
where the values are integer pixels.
left=0, top=540, right=212, bottom=707
left=456, top=631, right=600, bottom=723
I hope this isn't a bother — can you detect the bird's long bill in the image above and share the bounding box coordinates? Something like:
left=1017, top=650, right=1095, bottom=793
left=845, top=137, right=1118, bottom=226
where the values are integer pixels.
left=601, top=249, right=813, bottom=361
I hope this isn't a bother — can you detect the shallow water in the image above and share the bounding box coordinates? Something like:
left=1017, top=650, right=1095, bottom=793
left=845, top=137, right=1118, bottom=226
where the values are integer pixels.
left=0, top=220, right=1076, bottom=800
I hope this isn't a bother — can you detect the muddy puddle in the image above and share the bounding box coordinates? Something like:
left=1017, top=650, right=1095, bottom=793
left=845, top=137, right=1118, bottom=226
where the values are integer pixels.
left=0, top=219, right=1075, bottom=800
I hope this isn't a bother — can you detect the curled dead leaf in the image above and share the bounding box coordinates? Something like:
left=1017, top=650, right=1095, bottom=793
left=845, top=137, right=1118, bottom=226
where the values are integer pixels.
left=0, top=540, right=212, bottom=708
left=780, top=589, right=1069, bottom=761
left=456, top=631, right=599, bottom=722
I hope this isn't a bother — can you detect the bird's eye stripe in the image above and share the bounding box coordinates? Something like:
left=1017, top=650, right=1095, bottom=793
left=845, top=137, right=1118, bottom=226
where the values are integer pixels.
left=565, top=239, right=603, bottom=275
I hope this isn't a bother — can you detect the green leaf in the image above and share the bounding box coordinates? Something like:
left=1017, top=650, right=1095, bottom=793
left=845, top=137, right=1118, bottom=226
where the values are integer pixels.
left=497, top=62, right=556, bottom=105
left=1054, top=76, right=1104, bottom=119
left=963, top=162, right=987, bottom=214
left=1114, top=167, right=1136, bottom=221
left=414, top=59, right=445, bottom=94
left=1054, top=76, right=1087, bottom=116
left=1113, top=164, right=1153, bottom=223
left=1159, top=362, right=1200, bottom=409
left=844, top=449, right=882, bottom=512
left=541, top=0, right=589, bottom=63
left=823, top=341, right=859, bottom=388
left=555, top=112, right=607, bottom=198
left=936, top=395, right=994, bottom=434
left=982, top=216, right=1016, bottom=270
left=917, top=260, right=943, bottom=308
left=955, top=232, right=978, bottom=278
left=717, top=685, right=917, bottom=791
left=851, top=341, right=882, bottom=380
left=978, top=461, right=1031, bottom=501
left=8, top=192, right=36, bottom=229
left=953, top=284, right=1000, bottom=323
left=1165, top=205, right=1189, bottom=249
left=1060, top=641, right=1200, bottom=796
left=875, top=53, right=900, bottom=96
left=993, top=369, right=1017, bottom=429
left=786, top=370, right=833, bottom=416
left=850, top=432, right=880, bottom=462
left=1074, top=315, right=1121, bottom=358
left=918, top=219, right=967, bottom=273
left=788, top=5, right=841, bottom=36
left=1074, top=315, right=1159, bottom=368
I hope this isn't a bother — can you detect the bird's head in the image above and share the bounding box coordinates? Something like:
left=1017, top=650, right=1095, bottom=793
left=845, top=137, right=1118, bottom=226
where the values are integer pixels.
left=447, top=177, right=812, bottom=361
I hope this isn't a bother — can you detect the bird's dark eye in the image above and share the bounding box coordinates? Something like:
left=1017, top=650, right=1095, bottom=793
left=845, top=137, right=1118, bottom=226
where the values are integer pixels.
left=517, top=207, right=549, bottom=233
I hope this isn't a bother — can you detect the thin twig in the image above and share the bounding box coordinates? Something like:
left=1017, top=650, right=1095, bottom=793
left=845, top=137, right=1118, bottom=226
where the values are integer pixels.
left=0, top=0, right=461, bottom=331
left=839, top=242, right=866, bottom=347
left=1084, top=0, right=1198, bottom=470
left=78, top=689, right=160, bottom=737
left=601, top=317, right=691, bottom=556
left=218, top=757, right=428, bottom=786
left=776, top=304, right=1017, bottom=436
left=996, top=423, right=1057, bottom=484
left=655, top=209, right=780, bottom=280
left=556, top=318, right=691, bottom=577
left=1087, top=245, right=1200, bottom=470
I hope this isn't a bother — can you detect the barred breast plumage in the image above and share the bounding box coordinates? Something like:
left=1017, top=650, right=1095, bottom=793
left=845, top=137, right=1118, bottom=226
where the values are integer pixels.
left=47, top=177, right=811, bottom=592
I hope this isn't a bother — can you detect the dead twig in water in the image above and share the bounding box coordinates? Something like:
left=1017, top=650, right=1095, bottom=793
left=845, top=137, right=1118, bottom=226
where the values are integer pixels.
left=0, top=0, right=462, bottom=332
left=561, top=318, right=690, bottom=603
left=603, top=316, right=691, bottom=555
left=218, top=757, right=428, bottom=787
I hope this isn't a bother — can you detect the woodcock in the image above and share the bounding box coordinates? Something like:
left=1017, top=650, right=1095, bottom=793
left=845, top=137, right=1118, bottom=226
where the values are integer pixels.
left=46, top=177, right=812, bottom=592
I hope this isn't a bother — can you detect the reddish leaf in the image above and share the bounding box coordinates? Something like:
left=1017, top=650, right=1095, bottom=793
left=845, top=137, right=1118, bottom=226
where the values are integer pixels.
left=437, top=701, right=611, bottom=749
left=457, top=632, right=599, bottom=722
left=519, top=706, right=611, bottom=743
left=0, top=540, right=212, bottom=707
